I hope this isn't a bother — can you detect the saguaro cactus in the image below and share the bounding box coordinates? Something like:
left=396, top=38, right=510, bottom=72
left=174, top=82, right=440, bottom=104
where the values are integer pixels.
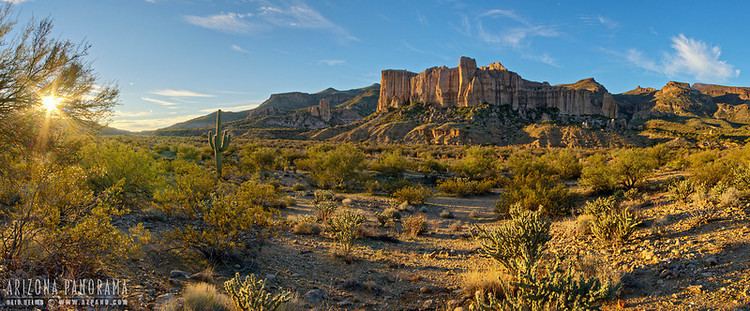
left=208, top=109, right=231, bottom=178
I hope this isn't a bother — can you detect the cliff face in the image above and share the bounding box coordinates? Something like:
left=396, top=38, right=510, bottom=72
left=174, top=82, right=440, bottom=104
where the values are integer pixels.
left=377, top=56, right=618, bottom=119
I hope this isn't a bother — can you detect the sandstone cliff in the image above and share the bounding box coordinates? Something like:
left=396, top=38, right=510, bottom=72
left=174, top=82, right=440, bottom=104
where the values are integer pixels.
left=378, top=56, right=618, bottom=119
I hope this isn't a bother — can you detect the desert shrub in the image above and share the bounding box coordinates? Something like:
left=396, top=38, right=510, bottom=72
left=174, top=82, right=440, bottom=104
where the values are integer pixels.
left=79, top=141, right=164, bottom=196
left=292, top=216, right=321, bottom=235
left=541, top=150, right=582, bottom=180
left=364, top=180, right=381, bottom=194
left=416, top=152, right=447, bottom=174
left=668, top=179, right=695, bottom=204
left=451, top=146, right=498, bottom=178
left=371, top=149, right=411, bottom=177
left=326, top=209, right=366, bottom=255
left=393, top=185, right=432, bottom=205
left=0, top=160, right=149, bottom=275
left=472, top=206, right=613, bottom=310
left=438, top=178, right=494, bottom=197
left=380, top=178, right=412, bottom=194
left=685, top=150, right=731, bottom=186
left=688, top=183, right=734, bottom=224
left=155, top=160, right=215, bottom=217
left=313, top=199, right=338, bottom=223
left=401, top=214, right=427, bottom=238
left=375, top=207, right=401, bottom=227
left=582, top=197, right=640, bottom=245
left=296, top=144, right=366, bottom=189
left=224, top=272, right=292, bottom=311
left=313, top=190, right=336, bottom=204
left=235, top=180, right=285, bottom=209
left=476, top=206, right=551, bottom=275
left=581, top=149, right=657, bottom=192
left=176, top=144, right=201, bottom=162
left=179, top=282, right=234, bottom=311
left=496, top=173, right=570, bottom=216
left=719, top=186, right=740, bottom=208
left=575, top=214, right=596, bottom=238
left=461, top=263, right=505, bottom=296
left=172, top=193, right=275, bottom=263
left=240, top=147, right=279, bottom=179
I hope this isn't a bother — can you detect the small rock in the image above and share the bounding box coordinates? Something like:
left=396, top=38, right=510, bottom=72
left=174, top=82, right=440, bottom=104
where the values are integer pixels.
left=169, top=270, right=191, bottom=280
left=265, top=273, right=276, bottom=282
left=419, top=206, right=429, bottom=213
left=419, top=286, right=432, bottom=294
left=439, top=210, right=454, bottom=219
left=304, top=289, right=326, bottom=304
left=342, top=198, right=353, bottom=206
left=398, top=201, right=411, bottom=210
left=422, top=299, right=434, bottom=309
left=687, top=284, right=703, bottom=294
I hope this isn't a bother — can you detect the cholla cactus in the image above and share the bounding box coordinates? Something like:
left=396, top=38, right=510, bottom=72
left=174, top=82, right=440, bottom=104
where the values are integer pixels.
left=224, top=272, right=292, bottom=311
left=208, top=109, right=231, bottom=178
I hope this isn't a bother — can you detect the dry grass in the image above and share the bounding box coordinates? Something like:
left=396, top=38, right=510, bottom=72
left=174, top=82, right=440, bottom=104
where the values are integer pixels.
left=461, top=263, right=506, bottom=296
left=401, top=214, right=427, bottom=238
left=181, top=282, right=234, bottom=311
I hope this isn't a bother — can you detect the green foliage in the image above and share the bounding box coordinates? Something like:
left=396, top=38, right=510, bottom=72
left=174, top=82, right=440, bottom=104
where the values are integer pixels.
left=297, top=144, right=366, bottom=189
left=668, top=179, right=695, bottom=204
left=224, top=272, right=292, bottom=311
left=240, top=146, right=279, bottom=179
left=326, top=209, right=366, bottom=255
left=505, top=150, right=581, bottom=180
left=371, top=149, right=411, bottom=177
left=438, top=178, right=494, bottom=197
left=416, top=151, right=447, bottom=174
left=155, top=160, right=215, bottom=217
left=451, top=146, right=498, bottom=178
left=0, top=159, right=148, bottom=275
left=476, top=206, right=551, bottom=276
left=208, top=110, right=232, bottom=178
left=314, top=200, right=338, bottom=223
left=496, top=172, right=570, bottom=216
left=472, top=206, right=613, bottom=311
left=393, top=185, right=432, bottom=205
left=313, top=190, right=337, bottom=204
left=582, top=197, right=640, bottom=245
left=581, top=149, right=658, bottom=192
left=235, top=180, right=285, bottom=209
left=79, top=141, right=163, bottom=196
left=176, top=144, right=201, bottom=162
left=173, top=192, right=274, bottom=263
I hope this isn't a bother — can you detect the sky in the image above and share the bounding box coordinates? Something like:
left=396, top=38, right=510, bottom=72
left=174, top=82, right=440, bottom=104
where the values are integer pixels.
left=8, top=0, right=750, bottom=131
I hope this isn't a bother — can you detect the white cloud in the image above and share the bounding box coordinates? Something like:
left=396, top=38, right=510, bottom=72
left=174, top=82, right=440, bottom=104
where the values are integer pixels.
left=625, top=34, right=739, bottom=82
left=110, top=114, right=204, bottom=132
left=151, top=89, right=214, bottom=97
left=231, top=44, right=249, bottom=54
left=142, top=97, right=179, bottom=107
left=199, top=102, right=260, bottom=113
left=477, top=9, right=559, bottom=49
left=318, top=59, right=345, bottom=66
left=580, top=15, right=618, bottom=30
left=2, top=0, right=29, bottom=4
left=184, top=3, right=356, bottom=42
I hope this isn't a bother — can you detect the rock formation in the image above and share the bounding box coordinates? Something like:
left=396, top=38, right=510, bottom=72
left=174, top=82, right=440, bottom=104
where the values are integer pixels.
left=378, top=56, right=618, bottom=119
left=308, top=99, right=332, bottom=122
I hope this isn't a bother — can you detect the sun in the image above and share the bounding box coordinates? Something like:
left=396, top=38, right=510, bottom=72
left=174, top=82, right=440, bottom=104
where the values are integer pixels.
left=41, top=95, right=62, bottom=112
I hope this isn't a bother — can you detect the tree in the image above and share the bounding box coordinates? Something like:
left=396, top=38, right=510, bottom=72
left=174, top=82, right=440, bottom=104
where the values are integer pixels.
left=0, top=5, right=118, bottom=156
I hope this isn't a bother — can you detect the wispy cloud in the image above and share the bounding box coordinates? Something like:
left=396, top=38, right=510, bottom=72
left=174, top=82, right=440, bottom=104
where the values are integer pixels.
left=111, top=114, right=204, bottom=132
left=2, top=0, right=29, bottom=4
left=199, top=102, right=261, bottom=113
left=477, top=9, right=559, bottom=48
left=151, top=89, right=214, bottom=97
left=231, top=44, right=249, bottom=54
left=416, top=11, right=428, bottom=26
left=624, top=34, right=739, bottom=82
left=318, top=59, right=345, bottom=66
left=524, top=53, right=559, bottom=68
left=184, top=3, right=357, bottom=42
left=142, top=97, right=179, bottom=107
left=580, top=15, right=618, bottom=30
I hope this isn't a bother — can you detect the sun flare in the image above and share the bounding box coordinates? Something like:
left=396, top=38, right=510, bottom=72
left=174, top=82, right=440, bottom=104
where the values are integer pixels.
left=41, top=95, right=62, bottom=112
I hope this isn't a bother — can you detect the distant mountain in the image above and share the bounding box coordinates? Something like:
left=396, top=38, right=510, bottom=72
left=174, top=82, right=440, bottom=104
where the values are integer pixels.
left=99, top=126, right=134, bottom=136
left=250, top=84, right=379, bottom=116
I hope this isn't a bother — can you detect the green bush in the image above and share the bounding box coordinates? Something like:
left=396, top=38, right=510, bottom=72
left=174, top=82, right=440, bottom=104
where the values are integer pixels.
left=496, top=172, right=570, bottom=216
left=580, top=149, right=658, bottom=192
left=451, top=146, right=499, bottom=178
left=582, top=196, right=640, bottom=246
left=155, top=160, right=215, bottom=217
left=235, top=180, right=285, bottom=209
left=326, top=209, right=366, bottom=255
left=438, top=178, right=494, bottom=197
left=224, top=272, right=292, bottom=311
left=472, top=206, right=613, bottom=310
left=668, top=179, right=695, bottom=204
left=79, top=141, right=164, bottom=196
left=393, top=185, right=432, bottom=205
left=297, top=144, right=367, bottom=189
left=371, top=149, right=411, bottom=177
left=240, top=147, right=279, bottom=179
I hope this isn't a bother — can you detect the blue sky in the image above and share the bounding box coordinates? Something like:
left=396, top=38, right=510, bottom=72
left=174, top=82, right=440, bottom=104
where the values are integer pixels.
left=10, top=0, right=750, bottom=130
